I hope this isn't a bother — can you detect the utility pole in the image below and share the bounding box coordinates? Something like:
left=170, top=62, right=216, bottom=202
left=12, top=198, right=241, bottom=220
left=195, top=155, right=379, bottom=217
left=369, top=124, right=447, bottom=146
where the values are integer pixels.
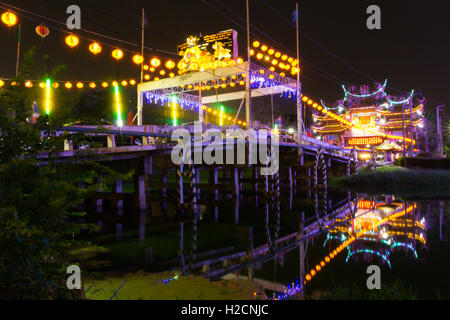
left=245, top=0, right=252, bottom=128
left=437, top=105, right=446, bottom=157
left=137, top=8, right=145, bottom=126
left=140, top=8, right=145, bottom=85
left=296, top=2, right=303, bottom=146
left=16, top=24, right=21, bottom=76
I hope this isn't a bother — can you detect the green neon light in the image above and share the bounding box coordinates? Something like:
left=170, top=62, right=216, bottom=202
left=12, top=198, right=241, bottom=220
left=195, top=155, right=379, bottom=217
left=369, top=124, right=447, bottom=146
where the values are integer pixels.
left=220, top=105, right=224, bottom=126
left=172, top=96, right=177, bottom=126
left=45, top=78, right=51, bottom=115
left=114, top=85, right=123, bottom=127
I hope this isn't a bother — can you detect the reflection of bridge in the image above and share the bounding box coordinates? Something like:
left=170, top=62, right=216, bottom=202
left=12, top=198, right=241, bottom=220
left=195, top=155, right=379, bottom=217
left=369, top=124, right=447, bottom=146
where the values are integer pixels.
left=53, top=124, right=374, bottom=299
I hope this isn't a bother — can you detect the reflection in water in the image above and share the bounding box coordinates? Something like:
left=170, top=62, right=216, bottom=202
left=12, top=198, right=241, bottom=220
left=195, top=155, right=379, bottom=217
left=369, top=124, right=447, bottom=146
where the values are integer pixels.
left=303, top=198, right=425, bottom=285
left=85, top=175, right=446, bottom=300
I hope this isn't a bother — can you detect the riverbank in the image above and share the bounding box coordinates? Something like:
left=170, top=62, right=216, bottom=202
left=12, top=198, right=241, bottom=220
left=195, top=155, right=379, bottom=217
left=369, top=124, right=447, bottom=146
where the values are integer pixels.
left=330, top=166, right=450, bottom=197
left=83, top=271, right=266, bottom=300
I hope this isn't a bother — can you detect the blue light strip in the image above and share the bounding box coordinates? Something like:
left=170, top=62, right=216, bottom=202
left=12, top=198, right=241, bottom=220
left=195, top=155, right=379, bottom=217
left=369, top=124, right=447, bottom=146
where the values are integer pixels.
left=342, top=79, right=387, bottom=99
left=268, top=279, right=301, bottom=300
left=391, top=242, right=418, bottom=258
left=346, top=249, right=391, bottom=268
left=386, top=90, right=414, bottom=105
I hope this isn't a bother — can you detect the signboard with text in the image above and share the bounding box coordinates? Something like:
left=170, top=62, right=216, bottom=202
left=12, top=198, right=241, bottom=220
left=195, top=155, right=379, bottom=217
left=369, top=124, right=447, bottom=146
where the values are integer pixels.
left=177, top=29, right=238, bottom=59
left=346, top=136, right=383, bottom=146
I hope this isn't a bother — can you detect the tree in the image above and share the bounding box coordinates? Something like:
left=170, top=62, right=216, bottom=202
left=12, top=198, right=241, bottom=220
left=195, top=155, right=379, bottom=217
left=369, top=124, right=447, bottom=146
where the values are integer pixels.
left=0, top=48, right=121, bottom=299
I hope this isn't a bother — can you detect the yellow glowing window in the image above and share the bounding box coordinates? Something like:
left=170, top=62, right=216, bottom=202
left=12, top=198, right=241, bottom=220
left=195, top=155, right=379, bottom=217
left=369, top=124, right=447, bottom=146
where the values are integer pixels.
left=358, top=116, right=372, bottom=125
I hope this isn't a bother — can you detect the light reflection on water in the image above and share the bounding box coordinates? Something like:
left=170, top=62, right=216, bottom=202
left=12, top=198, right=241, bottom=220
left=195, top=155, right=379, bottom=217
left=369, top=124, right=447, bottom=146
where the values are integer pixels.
left=82, top=188, right=449, bottom=299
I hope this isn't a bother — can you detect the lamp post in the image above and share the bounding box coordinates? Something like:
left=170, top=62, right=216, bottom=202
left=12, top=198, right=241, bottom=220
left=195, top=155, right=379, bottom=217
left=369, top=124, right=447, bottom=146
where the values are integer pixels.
left=437, top=105, right=445, bottom=157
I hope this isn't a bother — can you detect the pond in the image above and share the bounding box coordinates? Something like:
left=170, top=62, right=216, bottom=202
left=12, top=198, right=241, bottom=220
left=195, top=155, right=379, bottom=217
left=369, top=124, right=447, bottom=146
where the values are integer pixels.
left=75, top=176, right=450, bottom=300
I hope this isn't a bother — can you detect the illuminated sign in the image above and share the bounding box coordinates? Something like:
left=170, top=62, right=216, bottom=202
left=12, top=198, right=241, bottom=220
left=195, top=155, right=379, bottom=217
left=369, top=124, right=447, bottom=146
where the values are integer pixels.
left=358, top=116, right=372, bottom=125
left=177, top=30, right=238, bottom=74
left=347, top=136, right=383, bottom=146
left=177, top=30, right=237, bottom=58
left=358, top=200, right=375, bottom=209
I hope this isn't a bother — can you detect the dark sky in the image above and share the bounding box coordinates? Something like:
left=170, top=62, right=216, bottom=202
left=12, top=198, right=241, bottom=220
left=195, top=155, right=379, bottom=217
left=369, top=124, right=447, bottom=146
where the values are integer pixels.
left=0, top=0, right=448, bottom=117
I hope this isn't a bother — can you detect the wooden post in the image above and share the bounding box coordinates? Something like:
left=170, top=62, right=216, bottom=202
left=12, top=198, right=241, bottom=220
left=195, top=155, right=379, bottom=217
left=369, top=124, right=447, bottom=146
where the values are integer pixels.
left=144, top=155, right=152, bottom=176
left=248, top=227, right=254, bottom=281
left=299, top=211, right=305, bottom=292
left=96, top=178, right=103, bottom=215
left=137, top=174, right=147, bottom=242
left=161, top=167, right=167, bottom=197
left=214, top=167, right=219, bottom=221
left=64, top=139, right=73, bottom=151
left=196, top=169, right=201, bottom=200
left=180, top=222, right=187, bottom=275
left=114, top=179, right=124, bottom=216
left=107, top=134, right=116, bottom=148
left=239, top=168, right=244, bottom=193
left=235, top=197, right=240, bottom=225
left=289, top=167, right=293, bottom=191
left=234, top=167, right=240, bottom=197
left=254, top=166, right=259, bottom=207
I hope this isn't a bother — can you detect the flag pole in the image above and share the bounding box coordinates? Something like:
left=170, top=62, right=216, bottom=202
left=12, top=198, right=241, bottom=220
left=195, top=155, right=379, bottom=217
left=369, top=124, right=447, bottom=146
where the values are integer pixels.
left=245, top=0, right=252, bottom=129
left=140, top=8, right=145, bottom=84
left=16, top=24, right=21, bottom=77
left=296, top=2, right=303, bottom=147
left=137, top=8, right=145, bottom=126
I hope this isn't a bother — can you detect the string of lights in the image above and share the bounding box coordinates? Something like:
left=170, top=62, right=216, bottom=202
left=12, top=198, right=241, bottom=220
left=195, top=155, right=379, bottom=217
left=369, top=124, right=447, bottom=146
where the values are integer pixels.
left=303, top=204, right=417, bottom=285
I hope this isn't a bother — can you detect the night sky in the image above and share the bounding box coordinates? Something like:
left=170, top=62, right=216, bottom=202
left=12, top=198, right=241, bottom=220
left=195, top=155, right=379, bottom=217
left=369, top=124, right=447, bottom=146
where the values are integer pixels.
left=0, top=0, right=448, bottom=117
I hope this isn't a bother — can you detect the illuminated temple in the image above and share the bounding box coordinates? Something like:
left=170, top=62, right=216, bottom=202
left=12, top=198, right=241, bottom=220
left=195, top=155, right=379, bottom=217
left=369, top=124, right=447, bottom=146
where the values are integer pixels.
left=311, top=81, right=426, bottom=158
left=325, top=199, right=426, bottom=268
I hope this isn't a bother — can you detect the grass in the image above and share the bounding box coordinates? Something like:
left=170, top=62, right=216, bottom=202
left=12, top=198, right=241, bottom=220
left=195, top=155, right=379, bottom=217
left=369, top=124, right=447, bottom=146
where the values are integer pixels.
left=331, top=166, right=450, bottom=197
left=318, top=280, right=417, bottom=300
left=84, top=271, right=265, bottom=300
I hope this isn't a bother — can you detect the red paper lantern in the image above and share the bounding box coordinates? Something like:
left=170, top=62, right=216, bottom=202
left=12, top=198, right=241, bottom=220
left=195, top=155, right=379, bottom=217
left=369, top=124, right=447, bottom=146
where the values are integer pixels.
left=35, top=24, right=50, bottom=38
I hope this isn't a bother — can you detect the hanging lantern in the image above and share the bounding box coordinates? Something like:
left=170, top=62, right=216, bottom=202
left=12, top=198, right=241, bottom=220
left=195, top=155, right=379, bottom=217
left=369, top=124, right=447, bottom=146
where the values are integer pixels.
left=112, top=48, right=124, bottom=60
left=0, top=80, right=5, bottom=87
left=164, top=60, right=175, bottom=69
left=150, top=57, right=161, bottom=68
left=132, top=54, right=144, bottom=65
left=1, top=11, right=18, bottom=27
left=76, top=82, right=84, bottom=89
left=65, top=35, right=79, bottom=48
left=65, top=82, right=72, bottom=89
left=25, top=81, right=33, bottom=88
left=89, top=82, right=96, bottom=88
left=35, top=24, right=50, bottom=38
left=89, top=42, right=102, bottom=55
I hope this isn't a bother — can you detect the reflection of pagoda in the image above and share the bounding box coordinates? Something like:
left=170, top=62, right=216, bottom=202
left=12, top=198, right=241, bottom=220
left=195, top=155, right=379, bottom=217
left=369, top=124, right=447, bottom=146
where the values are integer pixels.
left=311, top=81, right=425, bottom=160
left=325, top=198, right=427, bottom=268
